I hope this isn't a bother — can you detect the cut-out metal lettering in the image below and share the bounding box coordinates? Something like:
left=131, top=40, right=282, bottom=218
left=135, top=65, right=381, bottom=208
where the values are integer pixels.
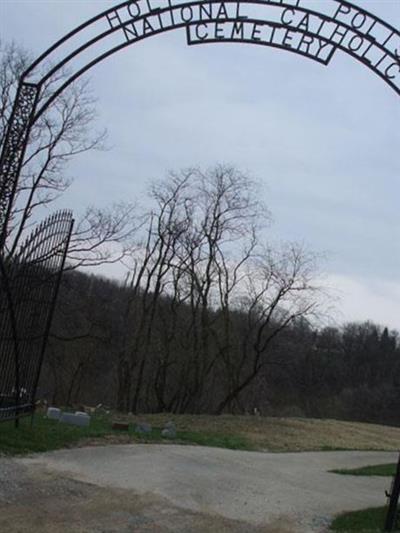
left=1, top=0, right=399, bottom=255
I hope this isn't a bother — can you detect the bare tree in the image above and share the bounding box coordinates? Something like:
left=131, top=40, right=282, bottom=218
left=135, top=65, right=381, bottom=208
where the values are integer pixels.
left=114, top=166, right=320, bottom=414
left=214, top=243, right=321, bottom=413
left=121, top=166, right=322, bottom=414
left=0, top=42, right=137, bottom=267
left=0, top=43, right=141, bottom=419
left=115, top=177, right=189, bottom=412
left=169, top=167, right=266, bottom=412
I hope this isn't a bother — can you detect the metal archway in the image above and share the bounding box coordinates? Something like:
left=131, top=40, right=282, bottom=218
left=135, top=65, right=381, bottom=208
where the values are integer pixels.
left=0, top=0, right=399, bottom=246
left=0, top=0, right=399, bottom=522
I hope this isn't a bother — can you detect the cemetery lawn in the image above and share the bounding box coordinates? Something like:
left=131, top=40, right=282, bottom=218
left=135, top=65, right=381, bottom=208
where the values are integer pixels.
left=0, top=413, right=252, bottom=455
left=2, top=412, right=400, bottom=456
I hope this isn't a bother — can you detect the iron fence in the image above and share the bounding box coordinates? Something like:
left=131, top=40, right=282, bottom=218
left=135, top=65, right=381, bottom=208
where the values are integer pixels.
left=0, top=209, right=74, bottom=422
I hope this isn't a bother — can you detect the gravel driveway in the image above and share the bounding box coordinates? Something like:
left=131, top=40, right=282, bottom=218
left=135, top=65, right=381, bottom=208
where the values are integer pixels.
left=2, top=445, right=394, bottom=532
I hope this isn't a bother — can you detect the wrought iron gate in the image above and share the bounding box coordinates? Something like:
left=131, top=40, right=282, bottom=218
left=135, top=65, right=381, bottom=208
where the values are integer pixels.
left=0, top=210, right=74, bottom=422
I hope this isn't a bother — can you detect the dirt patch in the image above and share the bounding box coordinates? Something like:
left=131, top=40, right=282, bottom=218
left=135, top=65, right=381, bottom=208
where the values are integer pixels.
left=0, top=458, right=288, bottom=533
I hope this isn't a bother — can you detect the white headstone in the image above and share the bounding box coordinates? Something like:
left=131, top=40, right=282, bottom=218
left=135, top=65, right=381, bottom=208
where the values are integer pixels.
left=47, top=407, right=61, bottom=420
left=59, top=412, right=90, bottom=427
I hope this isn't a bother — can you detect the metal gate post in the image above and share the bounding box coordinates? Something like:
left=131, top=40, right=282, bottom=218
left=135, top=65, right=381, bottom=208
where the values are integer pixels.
left=385, top=452, right=400, bottom=531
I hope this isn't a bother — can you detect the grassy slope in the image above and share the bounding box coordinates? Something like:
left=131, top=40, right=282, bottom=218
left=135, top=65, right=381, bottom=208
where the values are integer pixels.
left=0, top=413, right=253, bottom=455
left=129, top=413, right=400, bottom=452
left=0, top=413, right=110, bottom=455
left=2, top=412, right=400, bottom=456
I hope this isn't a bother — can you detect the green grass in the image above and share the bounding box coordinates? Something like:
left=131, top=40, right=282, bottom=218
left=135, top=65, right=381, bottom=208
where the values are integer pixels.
left=176, top=430, right=253, bottom=450
left=2, top=412, right=400, bottom=457
left=118, top=428, right=252, bottom=450
left=330, top=506, right=388, bottom=532
left=0, top=413, right=111, bottom=455
left=331, top=464, right=396, bottom=477
left=0, top=412, right=254, bottom=456
left=321, top=445, right=355, bottom=452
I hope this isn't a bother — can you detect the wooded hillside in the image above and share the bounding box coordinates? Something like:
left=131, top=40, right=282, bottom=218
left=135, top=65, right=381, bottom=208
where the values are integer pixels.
left=41, top=266, right=400, bottom=425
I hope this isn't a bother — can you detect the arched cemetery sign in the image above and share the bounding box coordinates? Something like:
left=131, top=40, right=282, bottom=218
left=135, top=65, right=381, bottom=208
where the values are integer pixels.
left=0, top=0, right=399, bottom=245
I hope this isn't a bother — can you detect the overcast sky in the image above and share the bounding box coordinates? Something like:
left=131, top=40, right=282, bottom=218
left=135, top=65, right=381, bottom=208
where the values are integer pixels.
left=1, top=0, right=399, bottom=329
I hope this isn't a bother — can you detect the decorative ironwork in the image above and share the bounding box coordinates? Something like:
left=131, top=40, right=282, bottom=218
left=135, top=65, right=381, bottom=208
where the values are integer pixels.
left=0, top=2, right=398, bottom=259
left=0, top=1, right=396, bottom=256
left=20, top=0, right=400, bottom=115
left=0, top=0, right=396, bottom=526
left=0, top=210, right=74, bottom=423
left=0, top=2, right=397, bottom=408
left=385, top=453, right=400, bottom=531
left=0, top=82, right=40, bottom=250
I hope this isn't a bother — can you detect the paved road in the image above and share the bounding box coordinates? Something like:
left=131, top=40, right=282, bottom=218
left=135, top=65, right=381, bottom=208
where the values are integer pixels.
left=19, top=446, right=397, bottom=532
